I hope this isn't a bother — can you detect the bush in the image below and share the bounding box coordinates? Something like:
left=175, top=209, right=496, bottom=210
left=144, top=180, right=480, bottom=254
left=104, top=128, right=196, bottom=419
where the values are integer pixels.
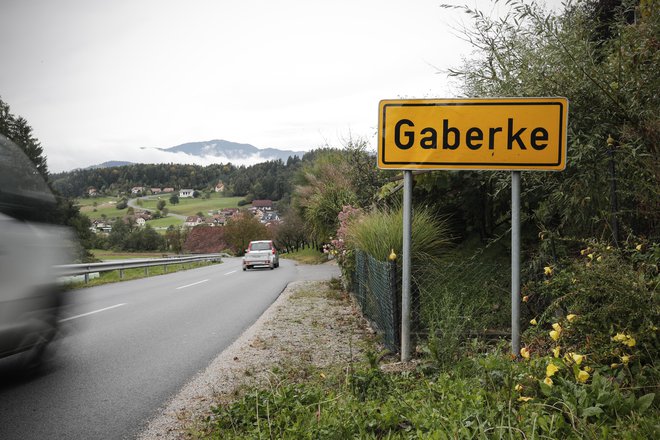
left=523, top=240, right=659, bottom=368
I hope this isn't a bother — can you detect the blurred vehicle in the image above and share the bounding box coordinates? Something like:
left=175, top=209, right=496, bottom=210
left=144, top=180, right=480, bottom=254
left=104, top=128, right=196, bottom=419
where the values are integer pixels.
left=0, top=134, right=73, bottom=369
left=242, top=240, right=279, bottom=270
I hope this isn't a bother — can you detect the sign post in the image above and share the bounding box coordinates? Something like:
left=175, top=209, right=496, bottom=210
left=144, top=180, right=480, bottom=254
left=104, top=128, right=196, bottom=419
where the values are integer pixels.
left=511, top=171, right=521, bottom=356
left=378, top=98, right=568, bottom=358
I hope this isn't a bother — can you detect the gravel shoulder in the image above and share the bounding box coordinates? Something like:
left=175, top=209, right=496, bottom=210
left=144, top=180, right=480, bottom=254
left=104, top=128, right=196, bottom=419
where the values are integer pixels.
left=137, top=276, right=375, bottom=439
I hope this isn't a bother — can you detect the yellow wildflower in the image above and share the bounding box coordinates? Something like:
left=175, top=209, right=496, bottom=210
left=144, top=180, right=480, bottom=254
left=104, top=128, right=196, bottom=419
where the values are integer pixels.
left=597, top=256, right=603, bottom=262
left=572, top=353, right=585, bottom=365
left=552, top=346, right=561, bottom=358
left=611, top=363, right=620, bottom=369
left=546, top=363, right=560, bottom=377
left=635, top=244, right=642, bottom=251
left=543, top=377, right=554, bottom=387
left=580, top=248, right=588, bottom=255
left=577, top=370, right=590, bottom=383
left=587, top=253, right=595, bottom=260
left=612, top=333, right=628, bottom=342
left=606, top=245, right=612, bottom=250
left=624, top=337, right=636, bottom=347
left=388, top=249, right=397, bottom=261
left=522, top=295, right=529, bottom=303
left=520, top=347, right=530, bottom=359
left=544, top=266, right=553, bottom=276
left=566, top=314, right=577, bottom=323
left=621, top=355, right=630, bottom=365
left=584, top=366, right=592, bottom=373
left=552, top=323, right=562, bottom=332
left=518, top=396, right=533, bottom=402
left=515, top=384, right=523, bottom=392
left=530, top=318, right=538, bottom=326
left=550, top=330, right=561, bottom=341
left=320, top=372, right=326, bottom=379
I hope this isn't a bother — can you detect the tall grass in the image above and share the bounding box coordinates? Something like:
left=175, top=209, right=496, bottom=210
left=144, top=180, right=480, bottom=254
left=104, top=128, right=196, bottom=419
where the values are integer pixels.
left=345, top=205, right=451, bottom=265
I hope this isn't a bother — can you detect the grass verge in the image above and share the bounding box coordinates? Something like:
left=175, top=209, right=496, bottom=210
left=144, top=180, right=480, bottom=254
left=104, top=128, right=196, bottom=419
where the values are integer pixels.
left=62, top=261, right=220, bottom=290
left=282, top=248, right=329, bottom=265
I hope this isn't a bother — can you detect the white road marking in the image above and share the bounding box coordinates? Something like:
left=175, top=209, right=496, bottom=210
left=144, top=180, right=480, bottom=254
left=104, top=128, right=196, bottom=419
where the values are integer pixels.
left=224, top=270, right=237, bottom=275
left=176, top=279, right=209, bottom=290
left=59, top=303, right=127, bottom=322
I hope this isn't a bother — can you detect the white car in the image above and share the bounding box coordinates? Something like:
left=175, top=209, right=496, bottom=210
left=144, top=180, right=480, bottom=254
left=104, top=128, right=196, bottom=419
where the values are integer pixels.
left=242, top=240, right=279, bottom=270
left=0, top=134, right=73, bottom=370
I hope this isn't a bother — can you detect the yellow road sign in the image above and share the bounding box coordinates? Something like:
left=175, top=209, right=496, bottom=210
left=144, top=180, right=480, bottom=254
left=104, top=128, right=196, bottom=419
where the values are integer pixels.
left=378, top=98, right=568, bottom=171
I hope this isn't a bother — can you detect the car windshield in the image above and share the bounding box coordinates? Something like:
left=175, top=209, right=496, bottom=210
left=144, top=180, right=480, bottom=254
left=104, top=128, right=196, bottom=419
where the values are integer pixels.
left=250, top=242, right=271, bottom=251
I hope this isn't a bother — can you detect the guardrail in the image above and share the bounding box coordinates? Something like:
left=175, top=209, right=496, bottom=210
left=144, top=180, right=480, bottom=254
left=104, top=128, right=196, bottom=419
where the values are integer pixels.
left=55, top=253, right=225, bottom=283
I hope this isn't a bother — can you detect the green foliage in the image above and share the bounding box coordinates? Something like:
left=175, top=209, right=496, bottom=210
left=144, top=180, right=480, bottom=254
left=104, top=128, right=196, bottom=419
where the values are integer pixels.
left=433, top=0, right=659, bottom=243
left=346, top=205, right=451, bottom=265
left=204, top=345, right=659, bottom=439
left=523, top=240, right=659, bottom=366
left=223, top=211, right=269, bottom=255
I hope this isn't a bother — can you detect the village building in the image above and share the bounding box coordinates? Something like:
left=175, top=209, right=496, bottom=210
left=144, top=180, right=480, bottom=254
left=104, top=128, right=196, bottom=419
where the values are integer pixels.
left=251, top=199, right=273, bottom=211
left=179, top=189, right=194, bottom=198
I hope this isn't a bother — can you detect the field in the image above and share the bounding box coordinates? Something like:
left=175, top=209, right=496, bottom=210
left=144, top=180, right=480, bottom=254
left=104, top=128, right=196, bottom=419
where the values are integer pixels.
left=76, top=193, right=243, bottom=229
left=139, top=194, right=243, bottom=216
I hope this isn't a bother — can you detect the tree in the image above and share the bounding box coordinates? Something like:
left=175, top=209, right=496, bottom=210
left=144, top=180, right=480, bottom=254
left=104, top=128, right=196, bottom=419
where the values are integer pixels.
left=224, top=211, right=269, bottom=254
left=169, top=194, right=179, bottom=205
left=157, top=200, right=166, bottom=211
left=438, top=0, right=659, bottom=243
left=0, top=97, right=49, bottom=180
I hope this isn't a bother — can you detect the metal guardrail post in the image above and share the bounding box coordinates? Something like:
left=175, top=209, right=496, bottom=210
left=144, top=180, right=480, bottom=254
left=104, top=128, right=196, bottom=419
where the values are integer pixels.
left=119, top=269, right=124, bottom=280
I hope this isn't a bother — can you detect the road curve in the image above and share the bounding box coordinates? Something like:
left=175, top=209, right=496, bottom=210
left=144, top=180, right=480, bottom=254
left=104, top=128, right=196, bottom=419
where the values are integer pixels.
left=0, top=258, right=337, bottom=439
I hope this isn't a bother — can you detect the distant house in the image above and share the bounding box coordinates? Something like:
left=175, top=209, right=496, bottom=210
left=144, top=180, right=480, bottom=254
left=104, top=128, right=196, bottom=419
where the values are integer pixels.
left=163, top=187, right=175, bottom=193
left=150, top=188, right=162, bottom=194
left=131, top=186, right=145, bottom=195
left=215, top=181, right=225, bottom=192
left=184, top=216, right=203, bottom=228
left=180, top=189, right=194, bottom=198
left=221, top=208, right=239, bottom=217
left=90, top=219, right=111, bottom=234
left=87, top=187, right=97, bottom=197
left=135, top=217, right=146, bottom=227
left=251, top=199, right=273, bottom=211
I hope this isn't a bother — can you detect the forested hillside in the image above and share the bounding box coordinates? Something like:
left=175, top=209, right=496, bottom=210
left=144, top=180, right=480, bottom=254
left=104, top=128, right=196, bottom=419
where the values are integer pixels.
left=50, top=156, right=304, bottom=201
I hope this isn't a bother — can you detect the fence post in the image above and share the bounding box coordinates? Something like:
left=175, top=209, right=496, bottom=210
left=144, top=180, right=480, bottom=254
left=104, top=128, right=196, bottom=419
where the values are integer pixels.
left=388, top=260, right=400, bottom=350
left=119, top=269, right=124, bottom=280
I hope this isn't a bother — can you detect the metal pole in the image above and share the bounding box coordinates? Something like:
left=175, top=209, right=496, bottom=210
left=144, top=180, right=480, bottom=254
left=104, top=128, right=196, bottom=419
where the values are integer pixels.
left=401, top=170, right=413, bottom=361
left=511, top=171, right=521, bottom=356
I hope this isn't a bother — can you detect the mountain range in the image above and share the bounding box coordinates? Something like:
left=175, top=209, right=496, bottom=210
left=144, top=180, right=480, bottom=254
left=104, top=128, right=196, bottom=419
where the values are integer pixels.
left=91, top=139, right=307, bottom=168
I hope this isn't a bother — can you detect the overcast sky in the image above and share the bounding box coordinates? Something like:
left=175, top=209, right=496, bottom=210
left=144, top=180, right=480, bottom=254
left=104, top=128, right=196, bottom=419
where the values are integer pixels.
left=0, top=0, right=563, bottom=172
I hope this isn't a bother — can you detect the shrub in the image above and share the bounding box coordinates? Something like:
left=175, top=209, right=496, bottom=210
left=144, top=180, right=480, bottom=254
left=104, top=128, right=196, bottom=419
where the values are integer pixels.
left=523, top=241, right=659, bottom=368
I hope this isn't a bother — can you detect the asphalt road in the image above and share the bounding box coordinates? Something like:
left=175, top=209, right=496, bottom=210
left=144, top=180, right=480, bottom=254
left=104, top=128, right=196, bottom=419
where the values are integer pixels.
left=0, top=257, right=339, bottom=439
